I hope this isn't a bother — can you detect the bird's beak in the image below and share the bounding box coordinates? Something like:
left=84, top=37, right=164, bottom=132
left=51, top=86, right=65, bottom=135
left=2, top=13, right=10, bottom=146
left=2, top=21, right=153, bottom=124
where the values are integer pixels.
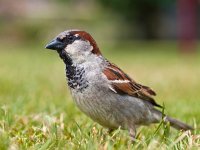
left=45, top=39, right=65, bottom=51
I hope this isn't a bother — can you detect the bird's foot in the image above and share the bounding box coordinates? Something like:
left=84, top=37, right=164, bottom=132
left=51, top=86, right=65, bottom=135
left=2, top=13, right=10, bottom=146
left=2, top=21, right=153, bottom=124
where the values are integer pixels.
left=129, top=127, right=137, bottom=142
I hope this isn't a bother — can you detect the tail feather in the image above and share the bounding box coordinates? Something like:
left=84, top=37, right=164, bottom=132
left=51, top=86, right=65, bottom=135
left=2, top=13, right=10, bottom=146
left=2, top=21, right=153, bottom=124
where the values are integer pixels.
left=165, top=116, right=194, bottom=131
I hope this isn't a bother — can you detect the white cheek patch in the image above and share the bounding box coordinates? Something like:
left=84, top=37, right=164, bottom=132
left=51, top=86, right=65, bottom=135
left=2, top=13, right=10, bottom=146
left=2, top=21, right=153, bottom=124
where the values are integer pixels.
left=65, top=40, right=93, bottom=55
left=64, top=40, right=94, bottom=63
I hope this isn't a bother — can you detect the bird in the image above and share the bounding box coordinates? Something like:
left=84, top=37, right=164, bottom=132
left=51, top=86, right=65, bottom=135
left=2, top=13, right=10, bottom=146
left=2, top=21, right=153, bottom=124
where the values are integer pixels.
left=45, top=29, right=193, bottom=140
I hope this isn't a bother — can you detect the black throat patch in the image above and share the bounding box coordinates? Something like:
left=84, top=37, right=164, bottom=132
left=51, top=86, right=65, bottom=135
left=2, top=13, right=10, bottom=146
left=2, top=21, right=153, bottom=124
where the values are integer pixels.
left=58, top=50, right=89, bottom=92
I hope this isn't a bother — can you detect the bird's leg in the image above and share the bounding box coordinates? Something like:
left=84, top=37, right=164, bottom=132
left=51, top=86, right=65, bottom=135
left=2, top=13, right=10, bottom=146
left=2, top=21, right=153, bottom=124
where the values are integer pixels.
left=108, top=128, right=115, bottom=135
left=129, top=127, right=137, bottom=141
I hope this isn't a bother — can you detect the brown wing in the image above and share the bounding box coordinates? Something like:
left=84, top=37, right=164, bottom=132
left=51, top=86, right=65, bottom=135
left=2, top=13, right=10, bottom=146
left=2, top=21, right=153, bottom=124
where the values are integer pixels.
left=103, top=63, right=161, bottom=108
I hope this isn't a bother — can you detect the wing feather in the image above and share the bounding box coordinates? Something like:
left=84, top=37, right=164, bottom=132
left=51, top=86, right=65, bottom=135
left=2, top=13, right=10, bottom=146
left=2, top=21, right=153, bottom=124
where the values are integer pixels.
left=103, top=63, right=161, bottom=108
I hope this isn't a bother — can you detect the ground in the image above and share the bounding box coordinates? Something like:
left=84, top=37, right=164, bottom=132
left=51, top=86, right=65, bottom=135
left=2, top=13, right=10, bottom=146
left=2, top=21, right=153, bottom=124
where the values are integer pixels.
left=0, top=42, right=199, bottom=149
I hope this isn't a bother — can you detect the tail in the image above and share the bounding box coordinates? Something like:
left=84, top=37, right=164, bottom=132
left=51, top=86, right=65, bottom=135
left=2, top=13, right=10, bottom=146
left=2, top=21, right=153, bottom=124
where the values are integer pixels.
left=152, top=109, right=193, bottom=131
left=165, top=116, right=194, bottom=131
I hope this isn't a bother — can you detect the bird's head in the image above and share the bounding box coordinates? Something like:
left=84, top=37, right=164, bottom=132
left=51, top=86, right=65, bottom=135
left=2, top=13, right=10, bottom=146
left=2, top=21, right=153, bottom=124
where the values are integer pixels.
left=45, top=29, right=102, bottom=64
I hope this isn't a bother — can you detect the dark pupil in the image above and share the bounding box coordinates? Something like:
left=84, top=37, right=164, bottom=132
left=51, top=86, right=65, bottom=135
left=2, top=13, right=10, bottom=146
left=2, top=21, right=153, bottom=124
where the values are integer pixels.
left=68, top=36, right=74, bottom=41
left=57, top=35, right=76, bottom=44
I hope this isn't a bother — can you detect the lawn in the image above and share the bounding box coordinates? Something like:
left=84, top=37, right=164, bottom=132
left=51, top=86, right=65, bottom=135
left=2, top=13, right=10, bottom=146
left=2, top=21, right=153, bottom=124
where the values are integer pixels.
left=0, top=42, right=199, bottom=149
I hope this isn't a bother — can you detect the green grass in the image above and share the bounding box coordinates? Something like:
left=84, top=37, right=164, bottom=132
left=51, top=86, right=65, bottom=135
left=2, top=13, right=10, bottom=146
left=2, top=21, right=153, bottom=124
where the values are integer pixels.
left=0, top=42, right=200, bottom=149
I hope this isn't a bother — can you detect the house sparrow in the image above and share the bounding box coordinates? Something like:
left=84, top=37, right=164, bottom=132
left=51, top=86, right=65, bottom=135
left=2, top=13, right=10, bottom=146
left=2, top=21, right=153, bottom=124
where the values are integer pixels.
left=45, top=29, right=193, bottom=139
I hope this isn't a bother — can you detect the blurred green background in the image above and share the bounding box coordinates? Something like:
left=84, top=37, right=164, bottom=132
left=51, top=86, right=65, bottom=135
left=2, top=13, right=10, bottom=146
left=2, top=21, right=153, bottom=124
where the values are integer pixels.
left=0, top=0, right=200, bottom=149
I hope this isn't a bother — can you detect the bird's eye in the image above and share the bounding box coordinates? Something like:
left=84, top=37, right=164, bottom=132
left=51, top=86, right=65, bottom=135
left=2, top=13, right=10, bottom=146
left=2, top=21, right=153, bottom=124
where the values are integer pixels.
left=68, top=35, right=74, bottom=41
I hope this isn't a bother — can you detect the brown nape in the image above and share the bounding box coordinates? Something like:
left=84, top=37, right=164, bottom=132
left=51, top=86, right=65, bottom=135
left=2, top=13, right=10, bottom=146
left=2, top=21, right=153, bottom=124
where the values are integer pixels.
left=71, top=31, right=102, bottom=56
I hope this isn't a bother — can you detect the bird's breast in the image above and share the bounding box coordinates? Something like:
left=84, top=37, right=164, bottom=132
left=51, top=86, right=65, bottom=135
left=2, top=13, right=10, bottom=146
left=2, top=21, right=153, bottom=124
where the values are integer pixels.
left=65, top=64, right=89, bottom=92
